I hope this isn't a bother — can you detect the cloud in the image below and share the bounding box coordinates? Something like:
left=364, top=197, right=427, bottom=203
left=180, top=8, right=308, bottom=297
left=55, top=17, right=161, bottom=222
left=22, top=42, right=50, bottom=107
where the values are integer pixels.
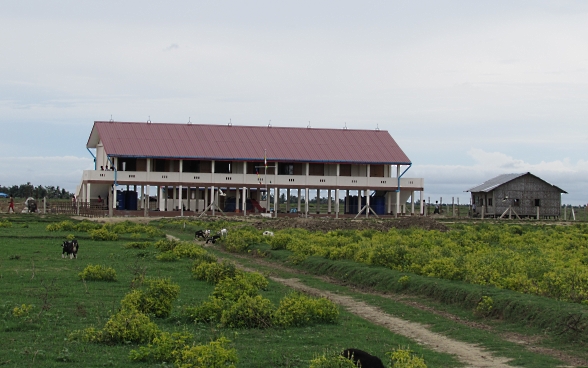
left=0, top=156, right=94, bottom=193
left=409, top=149, right=588, bottom=205
left=164, top=43, right=179, bottom=51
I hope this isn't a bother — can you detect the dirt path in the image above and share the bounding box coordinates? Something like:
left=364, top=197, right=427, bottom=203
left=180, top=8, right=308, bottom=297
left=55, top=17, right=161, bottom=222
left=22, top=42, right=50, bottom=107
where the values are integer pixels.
left=273, top=276, right=512, bottom=368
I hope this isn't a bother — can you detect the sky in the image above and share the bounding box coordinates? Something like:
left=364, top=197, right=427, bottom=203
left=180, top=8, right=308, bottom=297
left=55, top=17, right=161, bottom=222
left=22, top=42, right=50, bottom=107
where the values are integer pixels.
left=0, top=1, right=587, bottom=205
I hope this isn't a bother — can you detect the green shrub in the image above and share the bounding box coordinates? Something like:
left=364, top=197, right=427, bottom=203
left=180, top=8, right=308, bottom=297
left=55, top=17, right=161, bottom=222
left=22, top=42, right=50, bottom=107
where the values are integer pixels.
left=121, top=277, right=180, bottom=318
left=309, top=351, right=357, bottom=368
left=220, top=295, right=274, bottom=328
left=0, top=220, right=13, bottom=228
left=12, top=304, right=34, bottom=318
left=212, top=273, right=268, bottom=301
left=75, top=220, right=101, bottom=232
left=156, top=251, right=180, bottom=262
left=223, top=229, right=261, bottom=252
left=175, top=337, right=237, bottom=368
left=386, top=348, right=427, bottom=368
left=65, top=234, right=76, bottom=241
left=172, top=242, right=217, bottom=261
left=129, top=330, right=193, bottom=362
left=192, top=260, right=239, bottom=284
left=78, top=265, right=117, bottom=281
left=101, top=308, right=160, bottom=343
left=474, top=296, right=494, bottom=317
left=88, top=228, right=119, bottom=241
left=187, top=296, right=229, bottom=323
left=273, top=292, right=339, bottom=327
left=154, top=238, right=179, bottom=252
left=268, top=233, right=292, bottom=250
left=124, top=241, right=152, bottom=249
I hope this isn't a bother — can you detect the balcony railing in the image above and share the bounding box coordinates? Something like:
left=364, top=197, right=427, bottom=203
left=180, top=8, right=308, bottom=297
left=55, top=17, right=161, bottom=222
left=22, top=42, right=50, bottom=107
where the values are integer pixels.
left=82, top=170, right=423, bottom=190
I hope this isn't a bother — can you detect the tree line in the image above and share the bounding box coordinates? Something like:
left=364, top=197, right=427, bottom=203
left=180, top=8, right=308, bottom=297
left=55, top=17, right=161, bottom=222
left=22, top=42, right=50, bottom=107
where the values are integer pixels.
left=0, top=182, right=74, bottom=199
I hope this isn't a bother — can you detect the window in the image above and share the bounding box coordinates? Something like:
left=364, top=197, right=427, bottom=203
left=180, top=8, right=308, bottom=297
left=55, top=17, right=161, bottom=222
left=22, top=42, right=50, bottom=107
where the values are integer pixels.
left=215, top=161, right=232, bottom=174
left=488, top=198, right=493, bottom=206
left=513, top=198, right=520, bottom=207
left=278, top=163, right=294, bottom=175
left=183, top=160, right=200, bottom=173
left=534, top=199, right=541, bottom=207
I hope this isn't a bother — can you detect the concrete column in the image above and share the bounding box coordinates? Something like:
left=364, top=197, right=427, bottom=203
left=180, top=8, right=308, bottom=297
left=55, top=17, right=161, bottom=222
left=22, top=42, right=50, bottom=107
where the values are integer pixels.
left=396, top=165, right=401, bottom=217
left=286, top=188, right=290, bottom=213
left=366, top=164, right=370, bottom=178
left=242, top=187, right=247, bottom=216
left=327, top=189, right=332, bottom=214
left=297, top=188, right=302, bottom=212
left=366, top=189, right=370, bottom=218
left=358, top=190, right=362, bottom=216
left=235, top=187, right=240, bottom=213
left=179, top=185, right=183, bottom=216
left=172, top=186, right=177, bottom=210
left=159, top=187, right=165, bottom=211
left=109, top=185, right=114, bottom=217
left=143, top=185, right=147, bottom=217
left=274, top=187, right=279, bottom=218
left=411, top=191, right=415, bottom=215
left=316, top=189, right=320, bottom=214
left=87, top=183, right=91, bottom=204
left=335, top=189, right=340, bottom=218
left=305, top=187, right=309, bottom=217
left=211, top=185, right=215, bottom=216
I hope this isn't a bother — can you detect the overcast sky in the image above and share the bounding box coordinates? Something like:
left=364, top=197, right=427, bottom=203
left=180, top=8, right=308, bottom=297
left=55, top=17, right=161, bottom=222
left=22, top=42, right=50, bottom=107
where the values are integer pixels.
left=1, top=1, right=587, bottom=204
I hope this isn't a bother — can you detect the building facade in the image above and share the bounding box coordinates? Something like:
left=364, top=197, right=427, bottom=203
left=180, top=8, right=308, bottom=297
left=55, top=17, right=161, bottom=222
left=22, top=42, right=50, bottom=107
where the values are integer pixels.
left=466, top=172, right=566, bottom=219
left=78, top=121, right=425, bottom=217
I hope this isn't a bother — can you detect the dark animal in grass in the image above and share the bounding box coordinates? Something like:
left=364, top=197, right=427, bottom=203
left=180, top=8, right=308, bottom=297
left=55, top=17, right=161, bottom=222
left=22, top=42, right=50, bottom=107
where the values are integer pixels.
left=342, top=348, right=385, bottom=368
left=62, top=239, right=79, bottom=259
left=206, top=235, right=221, bottom=244
left=195, top=229, right=210, bottom=240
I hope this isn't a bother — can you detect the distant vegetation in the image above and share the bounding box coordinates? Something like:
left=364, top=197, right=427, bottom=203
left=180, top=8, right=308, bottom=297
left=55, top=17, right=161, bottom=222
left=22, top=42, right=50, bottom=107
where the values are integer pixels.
left=0, top=182, right=74, bottom=199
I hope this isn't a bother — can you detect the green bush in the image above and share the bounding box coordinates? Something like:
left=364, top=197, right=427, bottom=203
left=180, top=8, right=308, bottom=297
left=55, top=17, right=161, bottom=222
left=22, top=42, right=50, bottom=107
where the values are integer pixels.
left=386, top=348, right=427, bottom=368
left=172, top=242, right=217, bottom=261
left=268, top=233, right=293, bottom=250
left=78, top=265, right=117, bottom=281
left=88, top=228, right=119, bottom=241
left=175, top=337, right=238, bottom=368
left=0, top=220, right=13, bottom=228
left=101, top=308, right=160, bottom=343
left=154, top=238, right=179, bottom=252
left=121, top=277, right=180, bottom=318
left=223, top=229, right=261, bottom=252
left=220, top=295, right=274, bottom=328
left=192, top=260, right=239, bottom=284
left=212, top=273, right=268, bottom=301
left=273, top=292, right=339, bottom=327
left=124, top=241, right=152, bottom=249
left=129, top=331, right=193, bottom=362
left=309, top=351, right=357, bottom=368
left=156, top=251, right=180, bottom=262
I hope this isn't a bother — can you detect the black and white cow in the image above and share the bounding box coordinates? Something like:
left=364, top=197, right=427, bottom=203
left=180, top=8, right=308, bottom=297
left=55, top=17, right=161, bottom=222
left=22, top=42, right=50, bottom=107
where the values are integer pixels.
left=206, top=234, right=221, bottom=244
left=195, top=229, right=211, bottom=240
left=62, top=239, right=79, bottom=259
left=342, top=348, right=385, bottom=368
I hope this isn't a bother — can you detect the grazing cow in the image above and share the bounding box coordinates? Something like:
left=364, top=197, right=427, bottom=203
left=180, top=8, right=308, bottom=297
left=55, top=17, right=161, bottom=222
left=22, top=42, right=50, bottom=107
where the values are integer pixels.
left=62, top=239, right=79, bottom=259
left=342, top=349, right=385, bottom=368
left=219, top=228, right=228, bottom=237
left=195, top=229, right=210, bottom=240
left=262, top=231, right=274, bottom=237
left=206, top=235, right=221, bottom=244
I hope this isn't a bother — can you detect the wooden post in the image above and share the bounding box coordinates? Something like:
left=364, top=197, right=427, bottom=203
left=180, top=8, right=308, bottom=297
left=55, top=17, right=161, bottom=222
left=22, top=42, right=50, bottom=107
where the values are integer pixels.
left=452, top=197, right=455, bottom=217
left=536, top=206, right=539, bottom=220
left=457, top=197, right=460, bottom=218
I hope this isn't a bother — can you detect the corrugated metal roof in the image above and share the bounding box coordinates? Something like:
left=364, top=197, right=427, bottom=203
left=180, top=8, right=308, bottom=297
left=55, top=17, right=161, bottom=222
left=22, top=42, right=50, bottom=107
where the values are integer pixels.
left=466, top=172, right=567, bottom=193
left=87, top=121, right=412, bottom=165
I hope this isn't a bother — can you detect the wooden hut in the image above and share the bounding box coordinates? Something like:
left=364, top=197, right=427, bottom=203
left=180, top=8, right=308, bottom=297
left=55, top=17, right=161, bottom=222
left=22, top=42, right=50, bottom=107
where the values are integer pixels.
left=466, top=172, right=566, bottom=219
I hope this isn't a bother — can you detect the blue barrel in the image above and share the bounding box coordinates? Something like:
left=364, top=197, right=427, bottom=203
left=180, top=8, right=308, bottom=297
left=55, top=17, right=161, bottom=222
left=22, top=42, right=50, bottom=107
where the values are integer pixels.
left=372, top=196, right=386, bottom=215
left=125, top=191, right=138, bottom=210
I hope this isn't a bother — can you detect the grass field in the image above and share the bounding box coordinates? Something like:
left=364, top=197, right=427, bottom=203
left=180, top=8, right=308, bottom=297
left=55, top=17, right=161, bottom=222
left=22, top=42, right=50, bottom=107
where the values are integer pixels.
left=0, top=215, right=462, bottom=367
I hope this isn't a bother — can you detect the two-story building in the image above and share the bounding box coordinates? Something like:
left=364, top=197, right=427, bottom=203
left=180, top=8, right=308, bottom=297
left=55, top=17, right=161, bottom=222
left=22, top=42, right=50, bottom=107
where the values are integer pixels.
left=79, top=121, right=424, bottom=217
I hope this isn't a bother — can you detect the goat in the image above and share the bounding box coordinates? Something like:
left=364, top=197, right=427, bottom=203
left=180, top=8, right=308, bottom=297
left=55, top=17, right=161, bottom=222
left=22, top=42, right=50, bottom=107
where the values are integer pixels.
left=62, top=239, right=79, bottom=259
left=262, top=231, right=274, bottom=237
left=342, top=348, right=385, bottom=368
left=219, top=228, right=228, bottom=237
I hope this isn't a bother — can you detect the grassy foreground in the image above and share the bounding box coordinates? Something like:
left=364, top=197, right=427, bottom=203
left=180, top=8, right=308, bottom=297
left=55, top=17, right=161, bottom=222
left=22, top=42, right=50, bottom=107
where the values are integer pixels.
left=0, top=215, right=461, bottom=367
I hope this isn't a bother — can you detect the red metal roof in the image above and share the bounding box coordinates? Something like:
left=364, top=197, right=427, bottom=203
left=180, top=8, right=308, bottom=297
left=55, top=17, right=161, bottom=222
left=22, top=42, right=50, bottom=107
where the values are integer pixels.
left=87, top=121, right=411, bottom=165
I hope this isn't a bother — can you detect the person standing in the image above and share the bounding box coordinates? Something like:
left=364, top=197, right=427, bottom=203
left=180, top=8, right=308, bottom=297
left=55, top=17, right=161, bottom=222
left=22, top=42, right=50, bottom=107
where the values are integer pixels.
left=8, top=196, right=14, bottom=213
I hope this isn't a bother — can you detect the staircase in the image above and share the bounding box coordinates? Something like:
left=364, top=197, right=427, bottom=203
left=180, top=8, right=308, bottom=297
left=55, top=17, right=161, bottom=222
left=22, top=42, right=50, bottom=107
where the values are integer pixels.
left=249, top=198, right=266, bottom=213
